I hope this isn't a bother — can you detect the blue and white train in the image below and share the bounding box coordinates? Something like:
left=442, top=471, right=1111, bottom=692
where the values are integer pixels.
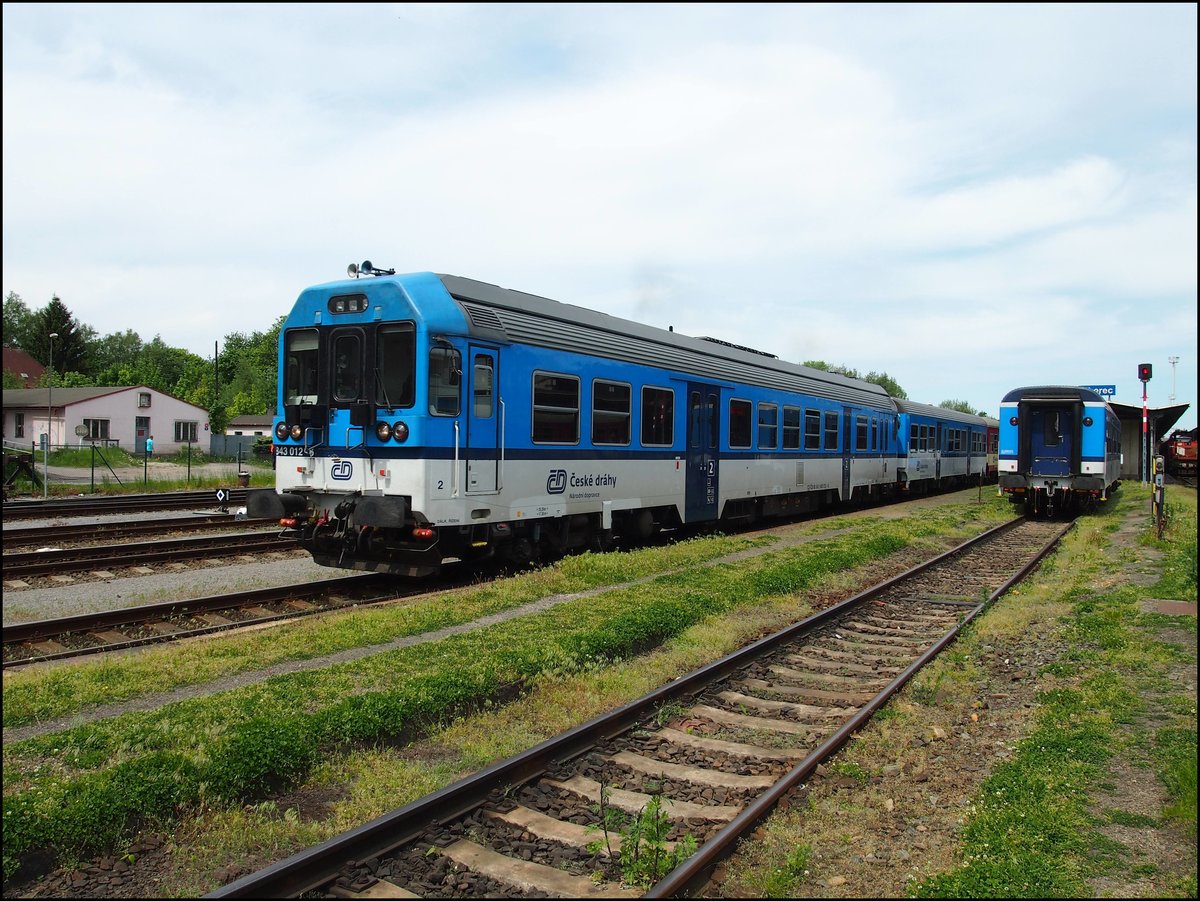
left=998, top=386, right=1122, bottom=516
left=249, top=268, right=997, bottom=576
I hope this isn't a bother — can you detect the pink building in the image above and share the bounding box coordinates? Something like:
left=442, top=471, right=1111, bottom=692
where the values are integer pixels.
left=2, top=385, right=209, bottom=454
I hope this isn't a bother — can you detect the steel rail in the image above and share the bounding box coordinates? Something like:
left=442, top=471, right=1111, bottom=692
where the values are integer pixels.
left=645, top=517, right=1074, bottom=898
left=2, top=488, right=249, bottom=520
left=2, top=533, right=295, bottom=578
left=2, top=573, right=389, bottom=667
left=206, top=515, right=1044, bottom=899
left=2, top=515, right=275, bottom=549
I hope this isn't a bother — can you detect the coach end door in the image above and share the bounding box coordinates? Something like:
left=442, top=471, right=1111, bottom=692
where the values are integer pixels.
left=1030, top=407, right=1072, bottom=477
left=685, top=384, right=719, bottom=522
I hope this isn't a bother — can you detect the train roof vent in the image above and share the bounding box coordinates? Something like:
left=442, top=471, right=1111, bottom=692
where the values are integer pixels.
left=697, top=336, right=778, bottom=358
left=463, top=303, right=505, bottom=330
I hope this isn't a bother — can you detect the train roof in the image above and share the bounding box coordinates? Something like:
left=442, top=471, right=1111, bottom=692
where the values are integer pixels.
left=437, top=274, right=896, bottom=410
left=1001, top=385, right=1110, bottom=404
left=892, top=398, right=993, bottom=426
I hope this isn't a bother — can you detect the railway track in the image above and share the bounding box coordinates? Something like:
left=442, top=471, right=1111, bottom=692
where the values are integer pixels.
left=206, top=515, right=1071, bottom=899
left=1, top=531, right=299, bottom=582
left=2, top=573, right=398, bottom=667
left=1, top=488, right=249, bottom=522
left=2, top=514, right=277, bottom=549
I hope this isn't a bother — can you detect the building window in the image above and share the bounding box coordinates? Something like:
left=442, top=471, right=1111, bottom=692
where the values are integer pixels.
left=83, top=419, right=110, bottom=440
left=641, top=386, right=674, bottom=446
left=138, top=392, right=152, bottom=408
left=15, top=412, right=24, bottom=438
left=532, top=372, right=579, bottom=444
left=592, top=380, right=631, bottom=445
left=175, top=421, right=198, bottom=443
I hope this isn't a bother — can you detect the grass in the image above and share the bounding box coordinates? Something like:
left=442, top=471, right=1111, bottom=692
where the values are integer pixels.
left=2, top=498, right=1012, bottom=885
left=715, top=484, right=1197, bottom=899
left=5, top=447, right=274, bottom=496
left=909, top=485, right=1197, bottom=898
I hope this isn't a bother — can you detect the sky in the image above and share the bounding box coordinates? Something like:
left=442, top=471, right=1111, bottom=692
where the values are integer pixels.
left=3, top=3, right=1196, bottom=427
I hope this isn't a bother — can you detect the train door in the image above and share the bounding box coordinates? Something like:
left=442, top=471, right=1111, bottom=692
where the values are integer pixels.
left=685, top=383, right=719, bottom=522
left=1030, top=407, right=1072, bottom=476
left=466, top=347, right=499, bottom=493
left=841, top=406, right=852, bottom=499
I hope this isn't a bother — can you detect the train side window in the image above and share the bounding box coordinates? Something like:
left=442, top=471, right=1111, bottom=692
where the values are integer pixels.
left=593, top=380, right=631, bottom=445
left=804, top=410, right=821, bottom=450
left=428, top=346, right=462, bottom=416
left=333, top=332, right=363, bottom=403
left=473, top=355, right=494, bottom=418
left=783, top=406, right=801, bottom=449
left=824, top=411, right=839, bottom=450
left=870, top=417, right=878, bottom=451
left=855, top=415, right=868, bottom=451
left=532, top=372, right=579, bottom=443
left=284, top=328, right=320, bottom=405
left=376, top=323, right=415, bottom=409
left=641, top=386, right=674, bottom=446
left=758, top=403, right=778, bottom=449
left=729, top=399, right=752, bottom=448
left=909, top=424, right=918, bottom=453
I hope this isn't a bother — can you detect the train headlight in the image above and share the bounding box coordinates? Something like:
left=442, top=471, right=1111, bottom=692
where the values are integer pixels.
left=375, top=421, right=392, bottom=441
left=275, top=422, right=289, bottom=441
left=290, top=424, right=303, bottom=440
left=392, top=420, right=409, bottom=443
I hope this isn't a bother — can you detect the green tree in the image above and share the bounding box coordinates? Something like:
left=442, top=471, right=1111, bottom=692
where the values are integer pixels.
left=803, top=360, right=907, bottom=398
left=88, top=329, right=144, bottom=382
left=3, top=291, right=35, bottom=349
left=940, top=399, right=985, bottom=416
left=864, top=370, right=908, bottom=399
left=24, top=296, right=89, bottom=375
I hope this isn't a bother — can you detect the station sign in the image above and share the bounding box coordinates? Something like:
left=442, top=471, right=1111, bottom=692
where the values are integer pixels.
left=1081, top=384, right=1116, bottom=399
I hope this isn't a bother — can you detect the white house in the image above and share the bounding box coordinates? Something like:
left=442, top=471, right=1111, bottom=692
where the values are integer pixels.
left=225, top=414, right=274, bottom=437
left=2, top=385, right=210, bottom=454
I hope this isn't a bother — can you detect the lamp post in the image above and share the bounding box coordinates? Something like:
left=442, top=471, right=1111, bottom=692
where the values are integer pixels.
left=44, top=332, right=59, bottom=497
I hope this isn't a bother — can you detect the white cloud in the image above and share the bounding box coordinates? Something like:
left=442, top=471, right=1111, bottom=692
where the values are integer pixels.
left=3, top=3, right=1196, bottom=426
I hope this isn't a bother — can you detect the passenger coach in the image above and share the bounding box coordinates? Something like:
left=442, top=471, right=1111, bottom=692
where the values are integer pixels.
left=998, top=385, right=1121, bottom=516
left=250, top=268, right=995, bottom=575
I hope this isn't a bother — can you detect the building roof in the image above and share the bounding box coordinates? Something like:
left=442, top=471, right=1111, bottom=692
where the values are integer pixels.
left=228, top=414, right=274, bottom=427
left=2, top=347, right=46, bottom=388
left=2, top=385, right=205, bottom=412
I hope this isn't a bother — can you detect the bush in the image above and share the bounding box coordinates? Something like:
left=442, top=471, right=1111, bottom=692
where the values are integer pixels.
left=205, top=718, right=317, bottom=801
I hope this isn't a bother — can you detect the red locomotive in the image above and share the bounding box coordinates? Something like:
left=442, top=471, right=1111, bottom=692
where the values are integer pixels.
left=1162, top=429, right=1197, bottom=477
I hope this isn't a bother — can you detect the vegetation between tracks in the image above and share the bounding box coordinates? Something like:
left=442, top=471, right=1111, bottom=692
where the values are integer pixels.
left=1, top=500, right=1012, bottom=887
left=718, top=485, right=1197, bottom=899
